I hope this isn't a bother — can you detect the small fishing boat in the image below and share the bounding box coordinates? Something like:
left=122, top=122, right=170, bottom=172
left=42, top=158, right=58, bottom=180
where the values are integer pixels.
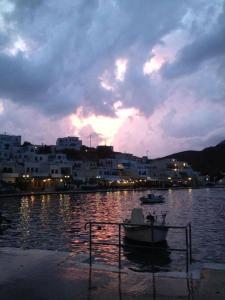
left=123, top=208, right=168, bottom=243
left=140, top=193, right=165, bottom=204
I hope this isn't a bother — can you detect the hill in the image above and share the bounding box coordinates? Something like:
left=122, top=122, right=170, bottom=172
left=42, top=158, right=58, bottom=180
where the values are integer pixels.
left=161, top=140, right=225, bottom=180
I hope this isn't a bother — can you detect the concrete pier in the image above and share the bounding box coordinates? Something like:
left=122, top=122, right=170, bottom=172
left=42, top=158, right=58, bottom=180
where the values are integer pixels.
left=0, top=247, right=225, bottom=300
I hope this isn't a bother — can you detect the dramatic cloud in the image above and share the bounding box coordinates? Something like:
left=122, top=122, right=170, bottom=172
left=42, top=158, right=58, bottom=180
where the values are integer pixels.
left=0, top=98, right=75, bottom=144
left=0, top=0, right=189, bottom=117
left=161, top=4, right=225, bottom=78
left=0, top=0, right=225, bottom=157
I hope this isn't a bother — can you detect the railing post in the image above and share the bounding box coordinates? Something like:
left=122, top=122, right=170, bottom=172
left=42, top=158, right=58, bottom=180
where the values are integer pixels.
left=118, top=223, right=121, bottom=269
left=188, top=223, right=192, bottom=264
left=185, top=227, right=189, bottom=273
left=84, top=221, right=192, bottom=274
left=89, top=223, right=92, bottom=267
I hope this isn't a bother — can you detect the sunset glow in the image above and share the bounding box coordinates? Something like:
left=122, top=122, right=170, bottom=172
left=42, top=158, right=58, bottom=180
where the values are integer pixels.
left=143, top=55, right=164, bottom=75
left=0, top=0, right=224, bottom=157
left=71, top=105, right=138, bottom=146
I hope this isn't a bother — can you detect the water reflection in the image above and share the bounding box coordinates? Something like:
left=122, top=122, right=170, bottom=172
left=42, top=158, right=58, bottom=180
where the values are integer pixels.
left=1, top=188, right=225, bottom=270
left=59, top=194, right=71, bottom=225
left=123, top=239, right=171, bottom=272
left=41, top=195, right=50, bottom=226
left=20, top=197, right=31, bottom=245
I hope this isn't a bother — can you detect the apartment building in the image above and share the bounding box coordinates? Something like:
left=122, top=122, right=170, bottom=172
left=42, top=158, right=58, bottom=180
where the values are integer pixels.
left=56, top=136, right=82, bottom=151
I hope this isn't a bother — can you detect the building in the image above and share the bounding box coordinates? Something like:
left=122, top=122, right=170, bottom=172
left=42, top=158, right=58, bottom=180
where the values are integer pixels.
left=0, top=133, right=202, bottom=190
left=0, top=134, right=21, bottom=160
left=0, top=161, right=22, bottom=183
left=56, top=137, right=82, bottom=151
left=149, top=158, right=199, bottom=186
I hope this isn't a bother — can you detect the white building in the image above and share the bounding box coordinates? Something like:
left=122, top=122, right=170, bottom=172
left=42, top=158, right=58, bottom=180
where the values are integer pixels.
left=56, top=137, right=82, bottom=151
left=0, top=161, right=22, bottom=183
left=98, top=158, right=120, bottom=180
left=149, top=158, right=199, bottom=184
left=130, top=156, right=151, bottom=178
left=0, top=134, right=21, bottom=160
left=24, top=161, right=49, bottom=178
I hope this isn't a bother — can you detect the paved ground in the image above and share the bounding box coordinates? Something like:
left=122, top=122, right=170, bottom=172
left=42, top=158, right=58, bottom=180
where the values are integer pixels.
left=0, top=248, right=225, bottom=300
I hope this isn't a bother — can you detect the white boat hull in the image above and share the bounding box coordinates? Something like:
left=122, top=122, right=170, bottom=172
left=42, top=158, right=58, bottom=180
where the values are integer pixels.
left=124, top=225, right=168, bottom=243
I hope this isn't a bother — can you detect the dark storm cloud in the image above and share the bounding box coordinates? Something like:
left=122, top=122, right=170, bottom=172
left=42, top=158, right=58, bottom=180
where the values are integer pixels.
left=0, top=52, right=53, bottom=96
left=0, top=32, right=10, bottom=49
left=161, top=2, right=225, bottom=78
left=0, top=0, right=191, bottom=117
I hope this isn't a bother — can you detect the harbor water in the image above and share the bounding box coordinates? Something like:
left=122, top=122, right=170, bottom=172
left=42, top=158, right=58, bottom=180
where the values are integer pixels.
left=0, top=188, right=225, bottom=272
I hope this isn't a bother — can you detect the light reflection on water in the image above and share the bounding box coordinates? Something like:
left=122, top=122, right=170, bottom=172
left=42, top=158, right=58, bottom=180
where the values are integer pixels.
left=0, top=188, right=225, bottom=271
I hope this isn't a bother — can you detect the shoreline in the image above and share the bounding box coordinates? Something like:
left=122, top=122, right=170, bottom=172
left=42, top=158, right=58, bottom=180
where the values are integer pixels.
left=0, top=185, right=224, bottom=198
left=0, top=187, right=140, bottom=198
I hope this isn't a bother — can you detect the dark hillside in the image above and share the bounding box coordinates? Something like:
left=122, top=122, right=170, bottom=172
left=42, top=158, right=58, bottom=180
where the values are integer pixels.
left=162, top=141, right=225, bottom=179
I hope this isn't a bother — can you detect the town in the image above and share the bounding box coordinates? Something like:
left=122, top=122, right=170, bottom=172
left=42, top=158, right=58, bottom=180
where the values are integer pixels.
left=0, top=133, right=208, bottom=193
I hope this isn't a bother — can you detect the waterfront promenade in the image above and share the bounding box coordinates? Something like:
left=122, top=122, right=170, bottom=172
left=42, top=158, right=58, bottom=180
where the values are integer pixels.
left=0, top=247, right=225, bottom=299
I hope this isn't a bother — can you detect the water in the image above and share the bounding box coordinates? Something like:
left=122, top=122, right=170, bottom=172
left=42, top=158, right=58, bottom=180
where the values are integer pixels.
left=0, top=188, right=225, bottom=271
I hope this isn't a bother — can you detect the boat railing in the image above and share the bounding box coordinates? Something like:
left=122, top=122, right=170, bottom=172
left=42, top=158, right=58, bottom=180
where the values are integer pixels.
left=84, top=221, right=192, bottom=273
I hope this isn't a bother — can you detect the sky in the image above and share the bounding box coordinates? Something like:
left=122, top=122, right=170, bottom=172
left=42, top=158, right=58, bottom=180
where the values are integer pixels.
left=0, top=0, right=225, bottom=158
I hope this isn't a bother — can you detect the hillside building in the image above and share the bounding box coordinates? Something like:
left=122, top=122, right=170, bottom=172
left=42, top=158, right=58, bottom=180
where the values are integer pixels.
left=56, top=137, right=82, bottom=151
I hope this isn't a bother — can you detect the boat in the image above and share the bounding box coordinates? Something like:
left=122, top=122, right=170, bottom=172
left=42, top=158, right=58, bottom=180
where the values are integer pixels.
left=123, top=208, right=168, bottom=243
left=140, top=193, right=165, bottom=204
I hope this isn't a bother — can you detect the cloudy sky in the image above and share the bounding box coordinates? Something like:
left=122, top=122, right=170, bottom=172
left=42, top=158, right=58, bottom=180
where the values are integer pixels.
left=0, top=0, right=225, bottom=157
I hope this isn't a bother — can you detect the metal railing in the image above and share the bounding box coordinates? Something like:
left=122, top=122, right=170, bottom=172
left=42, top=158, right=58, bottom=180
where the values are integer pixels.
left=85, top=222, right=192, bottom=272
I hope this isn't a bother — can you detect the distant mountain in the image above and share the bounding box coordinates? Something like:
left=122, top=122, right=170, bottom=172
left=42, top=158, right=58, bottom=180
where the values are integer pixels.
left=161, top=140, right=225, bottom=180
left=216, top=140, right=225, bottom=146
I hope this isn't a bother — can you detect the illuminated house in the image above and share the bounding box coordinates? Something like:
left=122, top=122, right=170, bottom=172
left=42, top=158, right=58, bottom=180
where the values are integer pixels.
left=149, top=158, right=199, bottom=185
